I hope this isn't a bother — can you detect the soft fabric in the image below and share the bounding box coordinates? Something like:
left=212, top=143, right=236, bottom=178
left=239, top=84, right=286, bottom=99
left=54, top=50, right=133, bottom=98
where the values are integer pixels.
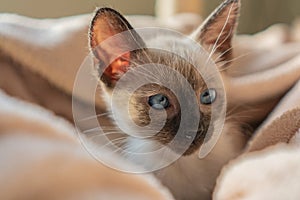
left=213, top=79, right=300, bottom=199
left=0, top=89, right=174, bottom=200
left=213, top=19, right=300, bottom=199
left=0, top=12, right=300, bottom=200
left=214, top=144, right=300, bottom=200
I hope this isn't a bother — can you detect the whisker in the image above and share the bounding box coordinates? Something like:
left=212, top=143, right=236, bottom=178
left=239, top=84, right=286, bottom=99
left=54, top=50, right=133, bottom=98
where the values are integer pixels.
left=212, top=26, right=235, bottom=63
left=78, top=112, right=111, bottom=122
left=116, top=16, right=155, bottom=67
left=132, top=67, right=161, bottom=82
left=102, top=131, right=125, bottom=136
left=218, top=52, right=253, bottom=71
left=120, top=56, right=161, bottom=82
left=99, top=136, right=129, bottom=149
left=83, top=127, right=102, bottom=133
left=205, top=2, right=235, bottom=68
left=122, top=139, right=150, bottom=153
left=214, top=43, right=234, bottom=64
left=203, top=50, right=253, bottom=82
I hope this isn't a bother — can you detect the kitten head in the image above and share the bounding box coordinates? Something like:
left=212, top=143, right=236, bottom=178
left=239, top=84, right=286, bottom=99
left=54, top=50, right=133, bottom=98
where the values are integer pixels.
left=89, top=0, right=240, bottom=156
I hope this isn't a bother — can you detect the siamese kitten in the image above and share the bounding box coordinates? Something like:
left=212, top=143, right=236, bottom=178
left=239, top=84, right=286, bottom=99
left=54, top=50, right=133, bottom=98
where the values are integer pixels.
left=89, top=0, right=247, bottom=199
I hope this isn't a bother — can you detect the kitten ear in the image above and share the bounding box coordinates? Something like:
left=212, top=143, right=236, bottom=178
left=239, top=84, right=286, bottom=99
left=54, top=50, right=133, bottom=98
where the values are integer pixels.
left=191, top=0, right=240, bottom=64
left=89, top=7, right=146, bottom=87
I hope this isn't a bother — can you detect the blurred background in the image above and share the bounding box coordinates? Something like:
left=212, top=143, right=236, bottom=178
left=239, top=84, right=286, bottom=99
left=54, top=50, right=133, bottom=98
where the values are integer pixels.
left=0, top=0, right=299, bottom=33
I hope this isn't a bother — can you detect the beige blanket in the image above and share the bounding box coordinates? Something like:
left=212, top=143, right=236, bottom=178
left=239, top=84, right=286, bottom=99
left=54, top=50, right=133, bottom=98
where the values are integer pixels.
left=0, top=12, right=300, bottom=199
left=0, top=89, right=174, bottom=200
left=214, top=22, right=300, bottom=199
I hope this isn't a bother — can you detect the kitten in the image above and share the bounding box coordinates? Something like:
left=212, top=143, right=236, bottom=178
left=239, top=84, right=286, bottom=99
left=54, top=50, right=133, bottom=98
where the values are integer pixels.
left=88, top=0, right=247, bottom=199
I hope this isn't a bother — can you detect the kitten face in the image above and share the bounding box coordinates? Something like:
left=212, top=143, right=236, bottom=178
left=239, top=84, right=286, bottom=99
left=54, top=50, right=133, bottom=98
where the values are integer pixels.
left=123, top=50, right=212, bottom=155
left=89, top=0, right=240, bottom=156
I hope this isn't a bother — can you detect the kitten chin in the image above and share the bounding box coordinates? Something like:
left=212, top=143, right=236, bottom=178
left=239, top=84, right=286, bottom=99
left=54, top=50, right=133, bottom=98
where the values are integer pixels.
left=121, top=121, right=247, bottom=200
left=153, top=122, right=247, bottom=200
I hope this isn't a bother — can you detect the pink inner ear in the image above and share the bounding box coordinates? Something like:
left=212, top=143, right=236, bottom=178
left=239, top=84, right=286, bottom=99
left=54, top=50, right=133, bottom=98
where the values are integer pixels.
left=103, top=52, right=131, bottom=82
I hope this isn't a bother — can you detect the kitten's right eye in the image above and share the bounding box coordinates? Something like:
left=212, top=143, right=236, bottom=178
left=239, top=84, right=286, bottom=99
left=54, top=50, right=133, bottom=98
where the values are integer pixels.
left=200, top=88, right=217, bottom=105
left=148, top=94, right=170, bottom=110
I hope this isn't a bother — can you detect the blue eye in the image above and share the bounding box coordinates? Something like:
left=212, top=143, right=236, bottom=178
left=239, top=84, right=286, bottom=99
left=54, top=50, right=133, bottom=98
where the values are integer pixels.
left=148, top=94, right=170, bottom=110
left=200, top=89, right=216, bottom=105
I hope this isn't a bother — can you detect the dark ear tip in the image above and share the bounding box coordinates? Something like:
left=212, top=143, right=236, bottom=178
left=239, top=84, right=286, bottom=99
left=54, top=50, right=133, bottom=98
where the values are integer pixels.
left=223, top=0, right=240, bottom=6
left=90, top=7, right=126, bottom=30
left=219, top=0, right=241, bottom=16
left=220, top=0, right=240, bottom=8
left=224, top=0, right=240, bottom=3
left=93, top=7, right=120, bottom=16
left=92, top=7, right=124, bottom=22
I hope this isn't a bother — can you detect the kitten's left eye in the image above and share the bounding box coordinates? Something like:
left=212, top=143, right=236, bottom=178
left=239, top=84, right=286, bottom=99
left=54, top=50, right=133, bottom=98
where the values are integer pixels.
left=200, top=89, right=217, bottom=105
left=148, top=94, right=170, bottom=110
